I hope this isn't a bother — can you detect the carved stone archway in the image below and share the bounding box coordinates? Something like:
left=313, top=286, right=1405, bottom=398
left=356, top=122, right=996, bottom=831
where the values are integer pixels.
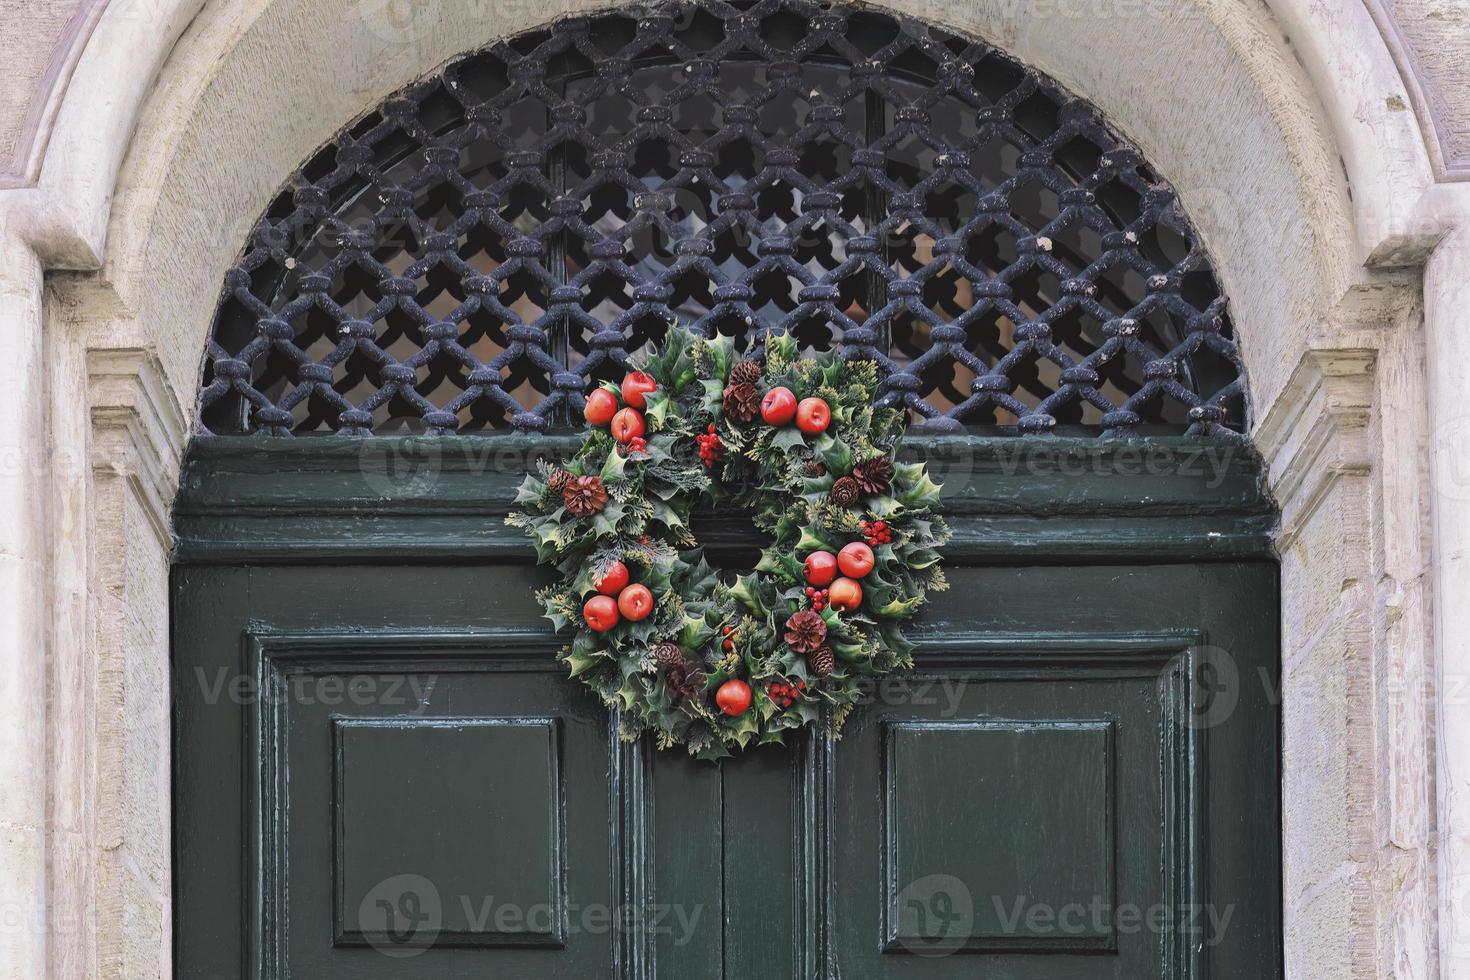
left=1, top=0, right=1453, bottom=977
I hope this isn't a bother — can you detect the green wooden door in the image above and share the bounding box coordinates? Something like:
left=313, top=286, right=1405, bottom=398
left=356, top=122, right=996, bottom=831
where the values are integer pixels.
left=172, top=436, right=1281, bottom=979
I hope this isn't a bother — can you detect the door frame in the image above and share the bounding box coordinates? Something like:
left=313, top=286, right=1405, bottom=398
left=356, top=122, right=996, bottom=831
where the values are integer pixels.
left=170, top=432, right=1282, bottom=977
left=20, top=0, right=1437, bottom=975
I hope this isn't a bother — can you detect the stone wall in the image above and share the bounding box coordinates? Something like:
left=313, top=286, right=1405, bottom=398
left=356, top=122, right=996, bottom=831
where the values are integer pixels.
left=0, top=2, right=1466, bottom=978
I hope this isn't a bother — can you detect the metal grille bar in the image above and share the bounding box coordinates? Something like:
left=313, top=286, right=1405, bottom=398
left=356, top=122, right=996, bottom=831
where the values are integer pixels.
left=199, top=0, right=1245, bottom=437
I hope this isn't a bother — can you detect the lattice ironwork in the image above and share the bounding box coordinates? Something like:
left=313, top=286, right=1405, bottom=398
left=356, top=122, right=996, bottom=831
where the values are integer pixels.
left=199, top=0, right=1245, bottom=437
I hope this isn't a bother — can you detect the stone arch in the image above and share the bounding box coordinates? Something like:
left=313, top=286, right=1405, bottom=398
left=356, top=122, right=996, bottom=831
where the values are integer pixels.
left=78, top=0, right=1403, bottom=426
left=20, top=1, right=1442, bottom=978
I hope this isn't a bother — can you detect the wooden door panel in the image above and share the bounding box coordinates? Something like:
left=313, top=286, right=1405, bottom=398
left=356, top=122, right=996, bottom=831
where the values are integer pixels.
left=174, top=558, right=1279, bottom=980
left=331, top=717, right=565, bottom=947
left=649, top=748, right=803, bottom=980
left=825, top=562, right=1280, bottom=979
left=174, top=565, right=614, bottom=980
left=834, top=668, right=1183, bottom=978
left=882, top=719, right=1118, bottom=953
left=266, top=653, right=610, bottom=979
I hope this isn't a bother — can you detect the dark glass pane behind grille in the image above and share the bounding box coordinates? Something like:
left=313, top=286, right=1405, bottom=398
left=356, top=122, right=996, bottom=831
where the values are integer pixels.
left=199, top=0, right=1245, bottom=436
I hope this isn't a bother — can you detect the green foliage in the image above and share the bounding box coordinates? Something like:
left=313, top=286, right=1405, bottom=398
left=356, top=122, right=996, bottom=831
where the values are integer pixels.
left=508, top=328, right=950, bottom=760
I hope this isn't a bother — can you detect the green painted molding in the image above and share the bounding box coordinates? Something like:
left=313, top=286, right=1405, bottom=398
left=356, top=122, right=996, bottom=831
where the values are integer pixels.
left=173, top=435, right=1277, bottom=564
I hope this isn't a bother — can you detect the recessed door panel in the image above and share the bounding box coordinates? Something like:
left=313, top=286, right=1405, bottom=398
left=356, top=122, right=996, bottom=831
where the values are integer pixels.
left=882, top=719, right=1117, bottom=953
left=173, top=565, right=613, bottom=980
left=174, top=561, right=1279, bottom=980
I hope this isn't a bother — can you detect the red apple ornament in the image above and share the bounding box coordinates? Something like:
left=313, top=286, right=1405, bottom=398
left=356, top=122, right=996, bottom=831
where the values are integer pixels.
left=760, top=386, right=797, bottom=426
left=594, top=561, right=630, bottom=595
left=796, top=397, right=831, bottom=434
left=620, top=372, right=657, bottom=409
left=583, top=388, right=619, bottom=427
left=828, top=576, right=863, bottom=612
left=617, top=583, right=654, bottom=622
left=583, top=595, right=620, bottom=632
left=837, top=541, right=875, bottom=578
left=804, top=550, right=839, bottom=587
left=716, top=678, right=753, bottom=716
left=611, top=407, right=646, bottom=444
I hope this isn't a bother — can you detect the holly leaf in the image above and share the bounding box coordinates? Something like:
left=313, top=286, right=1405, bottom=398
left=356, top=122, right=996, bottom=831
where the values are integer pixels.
left=707, top=333, right=736, bottom=381
left=755, top=549, right=803, bottom=583
left=646, top=328, right=700, bottom=392
left=678, top=615, right=713, bottom=650
left=730, top=574, right=767, bottom=616
left=600, top=450, right=629, bottom=482
left=695, top=740, right=733, bottom=762
left=796, top=526, right=839, bottom=554
left=873, top=592, right=925, bottom=618
left=569, top=562, right=600, bottom=596
left=680, top=553, right=720, bottom=596
left=790, top=699, right=820, bottom=725
left=542, top=604, right=572, bottom=633
left=865, top=493, right=902, bottom=518
left=643, top=391, right=674, bottom=429
left=880, top=622, right=917, bottom=661
left=614, top=670, right=645, bottom=711
left=700, top=378, right=725, bottom=414
left=725, top=708, right=761, bottom=747
left=532, top=522, right=567, bottom=561
left=816, top=435, right=853, bottom=474
left=767, top=332, right=798, bottom=372
left=514, top=475, right=547, bottom=505
left=772, top=427, right=806, bottom=453
left=650, top=500, right=686, bottom=530
left=564, top=636, right=610, bottom=678
left=895, top=542, right=940, bottom=570
left=592, top=501, right=626, bottom=536
left=895, top=462, right=943, bottom=510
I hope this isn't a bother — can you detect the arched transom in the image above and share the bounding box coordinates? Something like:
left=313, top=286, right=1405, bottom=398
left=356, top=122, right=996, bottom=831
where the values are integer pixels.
left=198, top=0, right=1244, bottom=437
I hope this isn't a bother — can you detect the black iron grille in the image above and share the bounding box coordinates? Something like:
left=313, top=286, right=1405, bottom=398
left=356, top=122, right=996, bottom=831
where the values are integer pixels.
left=199, top=0, right=1245, bottom=437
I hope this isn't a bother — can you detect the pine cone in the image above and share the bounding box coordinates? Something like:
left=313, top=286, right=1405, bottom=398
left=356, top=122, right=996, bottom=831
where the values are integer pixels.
left=807, top=645, right=835, bottom=678
left=804, top=460, right=828, bottom=477
left=666, top=661, right=706, bottom=702
left=722, top=381, right=761, bottom=424
left=853, top=456, right=894, bottom=495
left=784, top=609, right=828, bottom=654
left=655, top=640, right=682, bottom=669
left=547, top=468, right=572, bottom=493
left=562, top=475, right=609, bottom=517
left=653, top=642, right=684, bottom=670
left=829, top=475, right=861, bottom=508
left=729, top=359, right=763, bottom=386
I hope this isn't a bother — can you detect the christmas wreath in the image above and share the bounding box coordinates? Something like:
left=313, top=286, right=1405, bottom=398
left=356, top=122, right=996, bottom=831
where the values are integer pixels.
left=509, top=329, right=950, bottom=759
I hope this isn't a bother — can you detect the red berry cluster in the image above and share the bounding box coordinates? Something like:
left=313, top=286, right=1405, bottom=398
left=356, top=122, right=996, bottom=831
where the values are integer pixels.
left=621, top=435, right=648, bottom=455
left=695, top=424, right=723, bottom=468
left=767, top=679, right=806, bottom=709
left=861, top=519, right=893, bottom=547
left=804, top=586, right=830, bottom=611
left=721, top=625, right=736, bottom=653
